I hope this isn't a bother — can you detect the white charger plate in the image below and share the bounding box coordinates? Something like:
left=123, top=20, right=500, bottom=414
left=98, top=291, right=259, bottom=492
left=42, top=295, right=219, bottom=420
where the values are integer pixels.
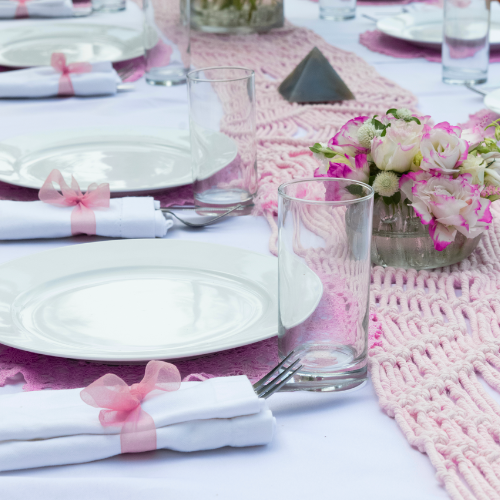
left=0, top=240, right=323, bottom=362
left=0, top=24, right=143, bottom=67
left=377, top=11, right=500, bottom=49
left=0, top=127, right=237, bottom=193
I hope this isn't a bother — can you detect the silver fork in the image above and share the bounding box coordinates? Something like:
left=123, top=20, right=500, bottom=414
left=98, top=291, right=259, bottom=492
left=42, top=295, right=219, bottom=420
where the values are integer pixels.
left=161, top=204, right=244, bottom=228
left=116, top=62, right=137, bottom=82
left=253, top=351, right=303, bottom=399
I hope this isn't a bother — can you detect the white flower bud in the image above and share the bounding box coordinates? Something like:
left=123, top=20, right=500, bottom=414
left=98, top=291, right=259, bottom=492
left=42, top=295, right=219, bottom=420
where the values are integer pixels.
left=357, top=122, right=376, bottom=149
left=373, top=171, right=400, bottom=198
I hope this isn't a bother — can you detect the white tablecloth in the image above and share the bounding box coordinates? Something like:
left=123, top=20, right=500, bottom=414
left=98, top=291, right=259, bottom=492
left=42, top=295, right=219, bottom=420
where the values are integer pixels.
left=1, top=1, right=498, bottom=498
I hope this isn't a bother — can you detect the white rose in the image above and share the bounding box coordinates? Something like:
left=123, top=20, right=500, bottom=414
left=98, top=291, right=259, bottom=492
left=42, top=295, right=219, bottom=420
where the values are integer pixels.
left=371, top=120, right=423, bottom=173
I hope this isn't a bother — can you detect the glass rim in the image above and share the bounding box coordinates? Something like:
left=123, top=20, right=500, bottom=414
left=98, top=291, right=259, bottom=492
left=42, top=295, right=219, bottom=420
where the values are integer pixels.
left=187, top=66, right=255, bottom=83
left=278, top=178, right=374, bottom=206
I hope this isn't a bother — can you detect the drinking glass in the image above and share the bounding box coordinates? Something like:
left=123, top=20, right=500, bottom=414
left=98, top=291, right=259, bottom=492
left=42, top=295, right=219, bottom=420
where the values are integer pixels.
left=144, top=0, right=190, bottom=86
left=319, top=0, right=356, bottom=21
left=187, top=67, right=257, bottom=215
left=278, top=178, right=374, bottom=392
left=92, top=0, right=125, bottom=12
left=442, top=0, right=490, bottom=84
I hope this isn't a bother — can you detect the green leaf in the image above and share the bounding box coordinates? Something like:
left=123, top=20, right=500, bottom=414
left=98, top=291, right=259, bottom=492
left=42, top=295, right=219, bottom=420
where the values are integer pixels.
left=387, top=108, right=398, bottom=118
left=372, top=119, right=385, bottom=130
left=403, top=197, right=411, bottom=206
left=324, top=152, right=335, bottom=158
left=409, top=117, right=421, bottom=125
left=381, top=129, right=386, bottom=137
left=346, top=184, right=364, bottom=196
left=374, top=192, right=380, bottom=200
left=309, top=147, right=320, bottom=154
left=382, top=196, right=393, bottom=206
left=368, top=175, right=376, bottom=186
left=392, top=191, right=401, bottom=204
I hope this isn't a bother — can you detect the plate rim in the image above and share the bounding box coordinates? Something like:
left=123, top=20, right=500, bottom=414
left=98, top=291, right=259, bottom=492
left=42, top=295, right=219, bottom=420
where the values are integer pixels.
left=0, top=240, right=301, bottom=362
left=376, top=11, right=500, bottom=48
left=0, top=22, right=145, bottom=67
left=0, top=126, right=237, bottom=193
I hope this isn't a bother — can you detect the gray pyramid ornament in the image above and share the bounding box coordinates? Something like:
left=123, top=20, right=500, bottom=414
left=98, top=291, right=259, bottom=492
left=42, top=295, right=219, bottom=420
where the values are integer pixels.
left=278, top=47, right=354, bottom=104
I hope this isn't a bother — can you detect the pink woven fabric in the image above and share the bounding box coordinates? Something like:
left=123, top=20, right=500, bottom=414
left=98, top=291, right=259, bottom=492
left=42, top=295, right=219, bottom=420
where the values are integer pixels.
left=360, top=30, right=500, bottom=63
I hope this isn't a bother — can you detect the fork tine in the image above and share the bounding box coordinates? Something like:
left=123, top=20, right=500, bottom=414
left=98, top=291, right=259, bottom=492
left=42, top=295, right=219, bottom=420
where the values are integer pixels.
left=259, top=364, right=303, bottom=399
left=254, top=359, right=301, bottom=397
left=252, top=350, right=295, bottom=392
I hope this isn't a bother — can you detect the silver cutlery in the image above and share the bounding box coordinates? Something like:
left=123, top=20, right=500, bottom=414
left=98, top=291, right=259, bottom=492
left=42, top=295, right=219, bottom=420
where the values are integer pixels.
left=161, top=204, right=244, bottom=227
left=253, top=351, right=303, bottom=399
left=465, top=84, right=489, bottom=96
left=117, top=83, right=135, bottom=92
left=116, top=62, right=137, bottom=82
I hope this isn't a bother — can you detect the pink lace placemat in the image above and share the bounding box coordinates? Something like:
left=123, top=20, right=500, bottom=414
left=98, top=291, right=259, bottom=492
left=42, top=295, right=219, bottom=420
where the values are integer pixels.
left=360, top=29, right=500, bottom=63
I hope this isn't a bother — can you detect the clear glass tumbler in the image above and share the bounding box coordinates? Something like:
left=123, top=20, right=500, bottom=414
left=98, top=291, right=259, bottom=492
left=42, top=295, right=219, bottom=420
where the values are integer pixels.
left=278, top=178, right=374, bottom=392
left=92, top=0, right=125, bottom=12
left=144, top=0, right=190, bottom=86
left=187, top=67, right=257, bottom=215
left=442, top=0, right=490, bottom=84
left=320, top=0, right=356, bottom=21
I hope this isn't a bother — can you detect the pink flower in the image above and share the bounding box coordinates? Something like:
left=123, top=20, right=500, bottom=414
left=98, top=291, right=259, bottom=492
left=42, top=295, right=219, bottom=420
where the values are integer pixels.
left=420, top=122, right=468, bottom=174
left=400, top=171, right=492, bottom=251
left=315, top=153, right=369, bottom=184
left=328, top=116, right=370, bottom=156
left=371, top=119, right=424, bottom=173
left=461, top=125, right=486, bottom=149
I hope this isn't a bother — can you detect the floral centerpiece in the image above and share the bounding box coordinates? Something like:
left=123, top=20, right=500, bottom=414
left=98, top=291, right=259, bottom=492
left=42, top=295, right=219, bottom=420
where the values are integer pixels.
left=310, top=109, right=500, bottom=269
left=190, top=0, right=283, bottom=34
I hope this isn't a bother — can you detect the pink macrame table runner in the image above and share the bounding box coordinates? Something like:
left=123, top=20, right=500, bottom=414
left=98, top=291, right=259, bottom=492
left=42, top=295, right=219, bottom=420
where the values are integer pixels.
left=360, top=30, right=500, bottom=63
left=3, top=19, right=500, bottom=499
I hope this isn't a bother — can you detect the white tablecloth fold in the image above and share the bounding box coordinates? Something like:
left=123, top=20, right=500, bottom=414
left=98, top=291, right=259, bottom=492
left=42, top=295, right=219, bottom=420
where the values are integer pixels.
left=0, top=62, right=121, bottom=98
left=0, top=0, right=73, bottom=18
left=0, top=197, right=172, bottom=239
left=0, top=377, right=275, bottom=471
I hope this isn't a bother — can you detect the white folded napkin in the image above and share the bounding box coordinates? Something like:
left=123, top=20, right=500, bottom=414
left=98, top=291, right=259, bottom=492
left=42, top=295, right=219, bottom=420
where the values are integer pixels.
left=0, top=62, right=121, bottom=98
left=0, top=376, right=276, bottom=471
left=0, top=196, right=172, bottom=239
left=0, top=0, right=73, bottom=18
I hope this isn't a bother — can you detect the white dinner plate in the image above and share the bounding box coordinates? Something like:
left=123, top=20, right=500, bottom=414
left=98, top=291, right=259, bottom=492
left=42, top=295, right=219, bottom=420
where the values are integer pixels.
left=0, top=240, right=323, bottom=362
left=0, top=24, right=143, bottom=67
left=484, top=89, right=500, bottom=114
left=377, top=11, right=500, bottom=49
left=0, top=127, right=237, bottom=193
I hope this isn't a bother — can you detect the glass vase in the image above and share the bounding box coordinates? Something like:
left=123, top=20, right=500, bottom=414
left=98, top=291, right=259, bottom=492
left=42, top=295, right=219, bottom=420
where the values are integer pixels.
left=371, top=198, right=481, bottom=270
left=190, top=0, right=283, bottom=34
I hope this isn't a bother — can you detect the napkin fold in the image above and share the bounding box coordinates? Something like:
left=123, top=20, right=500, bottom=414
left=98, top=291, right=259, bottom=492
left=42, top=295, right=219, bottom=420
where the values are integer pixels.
left=0, top=0, right=73, bottom=18
left=0, top=376, right=276, bottom=471
left=0, top=62, right=121, bottom=98
left=0, top=196, right=172, bottom=239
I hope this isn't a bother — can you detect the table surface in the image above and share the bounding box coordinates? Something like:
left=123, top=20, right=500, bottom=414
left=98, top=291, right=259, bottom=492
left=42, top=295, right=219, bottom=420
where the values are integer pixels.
left=0, top=2, right=497, bottom=498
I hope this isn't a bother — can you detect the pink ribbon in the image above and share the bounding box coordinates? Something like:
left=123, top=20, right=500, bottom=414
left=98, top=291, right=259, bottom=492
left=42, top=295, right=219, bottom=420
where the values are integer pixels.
left=80, top=361, right=181, bottom=454
left=13, top=0, right=30, bottom=18
left=39, top=169, right=110, bottom=236
left=50, top=53, right=92, bottom=96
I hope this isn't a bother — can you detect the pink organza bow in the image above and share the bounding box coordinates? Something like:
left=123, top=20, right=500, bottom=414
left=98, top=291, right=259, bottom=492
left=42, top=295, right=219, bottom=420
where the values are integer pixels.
left=39, top=169, right=110, bottom=236
left=13, top=0, right=30, bottom=18
left=50, top=53, right=92, bottom=96
left=81, top=361, right=181, bottom=454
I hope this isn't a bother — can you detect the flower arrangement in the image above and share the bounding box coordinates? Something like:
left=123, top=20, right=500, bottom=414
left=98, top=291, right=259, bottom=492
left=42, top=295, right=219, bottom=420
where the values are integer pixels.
left=310, top=109, right=500, bottom=251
